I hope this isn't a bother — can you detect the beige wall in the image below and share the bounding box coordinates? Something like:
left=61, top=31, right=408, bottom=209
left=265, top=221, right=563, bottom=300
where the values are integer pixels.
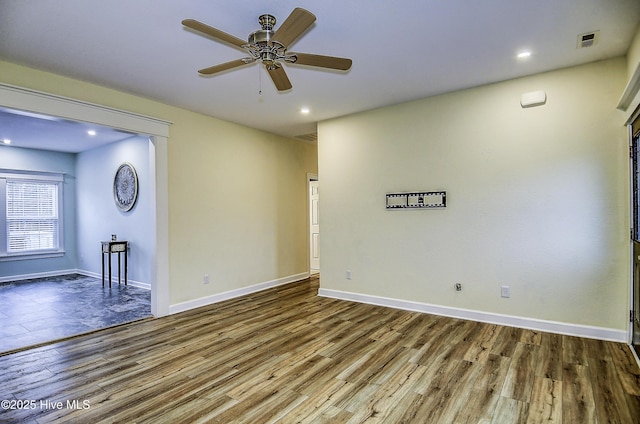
left=167, top=114, right=317, bottom=303
left=0, top=60, right=317, bottom=306
left=627, top=24, right=640, bottom=79
left=318, top=57, right=630, bottom=332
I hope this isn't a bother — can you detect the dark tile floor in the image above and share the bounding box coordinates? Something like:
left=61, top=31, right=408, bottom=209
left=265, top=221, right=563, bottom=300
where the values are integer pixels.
left=0, top=274, right=151, bottom=354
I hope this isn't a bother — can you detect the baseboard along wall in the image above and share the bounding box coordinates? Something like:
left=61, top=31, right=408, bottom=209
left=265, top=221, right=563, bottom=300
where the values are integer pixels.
left=0, top=269, right=80, bottom=284
left=169, top=272, right=310, bottom=314
left=0, top=269, right=150, bottom=290
left=318, top=287, right=628, bottom=343
left=1, top=269, right=627, bottom=343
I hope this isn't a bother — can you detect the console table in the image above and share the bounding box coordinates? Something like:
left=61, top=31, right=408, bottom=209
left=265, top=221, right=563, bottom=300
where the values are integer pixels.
left=101, top=240, right=128, bottom=287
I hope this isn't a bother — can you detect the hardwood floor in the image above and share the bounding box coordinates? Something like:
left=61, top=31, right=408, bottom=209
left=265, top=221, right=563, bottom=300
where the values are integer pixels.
left=1, top=276, right=639, bottom=423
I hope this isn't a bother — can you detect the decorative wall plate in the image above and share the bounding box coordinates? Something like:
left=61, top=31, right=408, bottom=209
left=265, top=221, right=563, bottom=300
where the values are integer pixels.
left=113, top=163, right=138, bottom=212
left=386, top=191, right=446, bottom=209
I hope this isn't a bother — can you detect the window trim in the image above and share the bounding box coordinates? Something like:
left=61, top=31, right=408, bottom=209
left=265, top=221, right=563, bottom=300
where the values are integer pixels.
left=0, top=169, right=65, bottom=261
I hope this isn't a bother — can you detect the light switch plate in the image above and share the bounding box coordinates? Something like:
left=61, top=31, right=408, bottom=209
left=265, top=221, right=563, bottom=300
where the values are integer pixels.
left=501, top=285, right=510, bottom=298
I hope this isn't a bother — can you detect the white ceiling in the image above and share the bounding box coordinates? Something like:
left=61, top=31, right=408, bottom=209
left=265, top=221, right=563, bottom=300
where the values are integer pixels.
left=0, top=0, right=639, bottom=152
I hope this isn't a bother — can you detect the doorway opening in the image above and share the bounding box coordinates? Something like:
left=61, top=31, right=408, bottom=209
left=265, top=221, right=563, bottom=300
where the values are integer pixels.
left=0, top=83, right=170, bottom=320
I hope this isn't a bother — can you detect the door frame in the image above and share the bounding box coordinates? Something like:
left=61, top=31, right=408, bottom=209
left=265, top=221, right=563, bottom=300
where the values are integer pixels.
left=621, top=61, right=640, bottom=363
left=631, top=155, right=639, bottom=359
left=0, top=83, right=171, bottom=317
left=307, top=173, right=319, bottom=276
left=627, top=104, right=640, bottom=362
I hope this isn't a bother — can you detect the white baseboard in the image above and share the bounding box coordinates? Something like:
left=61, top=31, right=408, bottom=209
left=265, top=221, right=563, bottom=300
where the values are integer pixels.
left=0, top=269, right=79, bottom=283
left=318, top=288, right=628, bottom=343
left=0, top=269, right=150, bottom=290
left=76, top=270, right=150, bottom=290
left=169, top=272, right=310, bottom=315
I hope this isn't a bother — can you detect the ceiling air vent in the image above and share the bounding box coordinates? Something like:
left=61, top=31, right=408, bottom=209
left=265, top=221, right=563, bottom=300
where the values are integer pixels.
left=577, top=31, right=599, bottom=48
left=295, top=132, right=318, bottom=143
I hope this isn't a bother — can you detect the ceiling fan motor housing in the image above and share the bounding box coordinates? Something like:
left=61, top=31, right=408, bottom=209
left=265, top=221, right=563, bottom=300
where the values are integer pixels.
left=248, top=29, right=274, bottom=45
left=249, top=14, right=276, bottom=45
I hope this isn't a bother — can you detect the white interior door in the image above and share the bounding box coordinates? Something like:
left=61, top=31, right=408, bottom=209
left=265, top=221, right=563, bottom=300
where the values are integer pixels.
left=309, top=180, right=320, bottom=274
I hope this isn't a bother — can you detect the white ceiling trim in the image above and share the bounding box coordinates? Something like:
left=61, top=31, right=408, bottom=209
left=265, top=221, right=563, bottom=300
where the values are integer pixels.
left=0, top=83, right=172, bottom=137
left=619, top=61, right=640, bottom=113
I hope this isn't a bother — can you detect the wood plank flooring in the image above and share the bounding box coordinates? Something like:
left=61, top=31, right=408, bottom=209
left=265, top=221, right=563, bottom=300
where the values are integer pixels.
left=1, top=276, right=639, bottom=423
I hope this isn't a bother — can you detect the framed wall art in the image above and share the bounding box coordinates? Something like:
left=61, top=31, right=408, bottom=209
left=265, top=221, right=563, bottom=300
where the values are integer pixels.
left=113, top=162, right=139, bottom=212
left=386, top=191, right=446, bottom=209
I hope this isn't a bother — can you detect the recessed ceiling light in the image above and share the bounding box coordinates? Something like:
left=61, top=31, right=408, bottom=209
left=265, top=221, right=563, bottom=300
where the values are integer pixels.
left=1, top=139, right=11, bottom=145
left=87, top=130, right=97, bottom=136
left=517, top=51, right=532, bottom=59
left=300, top=107, right=310, bottom=114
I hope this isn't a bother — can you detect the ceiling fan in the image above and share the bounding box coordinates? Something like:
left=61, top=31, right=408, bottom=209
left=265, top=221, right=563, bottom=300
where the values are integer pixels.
left=182, top=8, right=352, bottom=92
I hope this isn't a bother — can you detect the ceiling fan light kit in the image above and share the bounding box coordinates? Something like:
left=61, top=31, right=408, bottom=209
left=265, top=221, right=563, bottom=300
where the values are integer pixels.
left=182, top=8, right=352, bottom=92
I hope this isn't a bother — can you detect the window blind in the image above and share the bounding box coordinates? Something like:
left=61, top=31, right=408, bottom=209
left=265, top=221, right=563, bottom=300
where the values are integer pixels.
left=6, top=180, right=59, bottom=252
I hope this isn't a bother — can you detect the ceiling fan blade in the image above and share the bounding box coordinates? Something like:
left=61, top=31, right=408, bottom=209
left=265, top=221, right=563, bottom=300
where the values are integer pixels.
left=267, top=66, right=292, bottom=91
left=272, top=8, right=316, bottom=47
left=198, top=59, right=252, bottom=75
left=290, top=52, right=352, bottom=71
left=182, top=19, right=247, bottom=50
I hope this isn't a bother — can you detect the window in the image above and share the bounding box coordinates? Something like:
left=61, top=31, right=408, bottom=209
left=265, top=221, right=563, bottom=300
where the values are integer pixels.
left=0, top=170, right=64, bottom=259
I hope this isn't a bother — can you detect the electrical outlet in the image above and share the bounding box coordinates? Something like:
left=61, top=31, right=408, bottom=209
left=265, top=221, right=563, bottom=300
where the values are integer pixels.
left=203, top=274, right=210, bottom=284
left=501, top=285, right=510, bottom=298
left=346, top=270, right=352, bottom=280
